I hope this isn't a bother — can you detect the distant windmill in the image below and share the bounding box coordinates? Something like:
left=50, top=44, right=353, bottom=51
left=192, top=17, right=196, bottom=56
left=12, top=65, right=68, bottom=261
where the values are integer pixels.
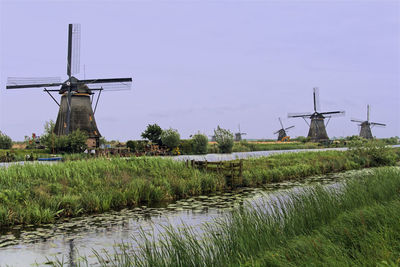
left=351, top=105, right=385, bottom=139
left=288, top=88, right=345, bottom=142
left=274, top=117, right=294, bottom=141
left=6, top=24, right=132, bottom=147
left=235, top=124, right=247, bottom=141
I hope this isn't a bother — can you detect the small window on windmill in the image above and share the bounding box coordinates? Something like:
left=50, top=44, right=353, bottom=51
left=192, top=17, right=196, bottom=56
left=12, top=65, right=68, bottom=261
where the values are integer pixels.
left=94, top=130, right=98, bottom=136
left=64, top=122, right=67, bottom=128
left=89, top=115, right=93, bottom=122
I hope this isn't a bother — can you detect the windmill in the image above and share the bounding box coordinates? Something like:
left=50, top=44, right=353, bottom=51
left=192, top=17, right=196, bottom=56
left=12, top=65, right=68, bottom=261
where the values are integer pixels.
left=351, top=105, right=385, bottom=139
left=6, top=24, right=132, bottom=148
left=274, top=117, right=294, bottom=141
left=235, top=124, right=247, bottom=141
left=288, top=88, right=344, bottom=142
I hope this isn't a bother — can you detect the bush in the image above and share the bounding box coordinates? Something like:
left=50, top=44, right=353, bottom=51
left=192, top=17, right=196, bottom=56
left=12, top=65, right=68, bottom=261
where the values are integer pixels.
left=179, top=139, right=193, bottom=155
left=192, top=133, right=208, bottom=154
left=214, top=126, right=234, bottom=153
left=43, top=130, right=88, bottom=153
left=0, top=132, right=12, bottom=149
left=126, top=140, right=137, bottom=152
left=347, top=139, right=398, bottom=167
left=141, top=124, right=163, bottom=145
left=161, top=128, right=181, bottom=150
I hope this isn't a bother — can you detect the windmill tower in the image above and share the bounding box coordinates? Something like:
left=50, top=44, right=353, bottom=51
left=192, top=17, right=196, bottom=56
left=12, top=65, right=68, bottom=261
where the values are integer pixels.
left=288, top=88, right=344, bottom=142
left=351, top=105, right=385, bottom=139
left=6, top=24, right=132, bottom=148
left=235, top=124, right=247, bottom=141
left=274, top=117, right=294, bottom=141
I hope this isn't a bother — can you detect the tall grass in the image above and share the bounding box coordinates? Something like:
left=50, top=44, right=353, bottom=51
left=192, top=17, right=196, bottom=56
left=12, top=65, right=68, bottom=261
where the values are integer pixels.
left=99, top=167, right=400, bottom=266
left=0, top=157, right=224, bottom=227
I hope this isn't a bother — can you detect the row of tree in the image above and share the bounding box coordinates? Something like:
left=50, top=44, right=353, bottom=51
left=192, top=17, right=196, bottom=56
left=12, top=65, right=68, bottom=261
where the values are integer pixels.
left=127, top=124, right=235, bottom=154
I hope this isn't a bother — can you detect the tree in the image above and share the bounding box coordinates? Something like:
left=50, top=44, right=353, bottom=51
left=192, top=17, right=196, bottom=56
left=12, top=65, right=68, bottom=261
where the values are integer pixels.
left=141, top=124, right=163, bottom=145
left=214, top=126, right=234, bottom=153
left=192, top=133, right=208, bottom=154
left=161, top=128, right=180, bottom=150
left=0, top=131, right=12, bottom=149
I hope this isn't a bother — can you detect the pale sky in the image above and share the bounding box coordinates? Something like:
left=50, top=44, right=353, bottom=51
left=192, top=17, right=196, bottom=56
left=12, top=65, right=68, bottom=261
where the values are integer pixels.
left=1, top=0, right=399, bottom=141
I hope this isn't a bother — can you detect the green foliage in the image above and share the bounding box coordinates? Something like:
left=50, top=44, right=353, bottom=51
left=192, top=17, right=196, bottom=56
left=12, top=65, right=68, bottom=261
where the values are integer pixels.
left=292, top=136, right=311, bottom=143
left=126, top=140, right=137, bottom=152
left=43, top=130, right=88, bottom=153
left=126, top=140, right=149, bottom=153
left=214, top=126, right=234, bottom=153
left=191, top=133, right=208, bottom=154
left=178, top=139, right=193, bottom=154
left=347, top=139, right=397, bottom=167
left=161, top=128, right=180, bottom=150
left=0, top=131, right=12, bottom=149
left=141, top=124, right=163, bottom=145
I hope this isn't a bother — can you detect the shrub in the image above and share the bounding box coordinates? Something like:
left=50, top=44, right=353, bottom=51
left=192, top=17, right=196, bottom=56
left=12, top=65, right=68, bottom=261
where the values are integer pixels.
left=161, top=128, right=181, bottom=150
left=214, top=126, right=234, bottom=153
left=43, top=130, right=88, bottom=153
left=141, top=124, right=163, bottom=145
left=126, top=140, right=137, bottom=152
left=347, top=139, right=398, bottom=167
left=0, top=132, right=12, bottom=149
left=192, top=133, right=208, bottom=154
left=179, top=139, right=193, bottom=155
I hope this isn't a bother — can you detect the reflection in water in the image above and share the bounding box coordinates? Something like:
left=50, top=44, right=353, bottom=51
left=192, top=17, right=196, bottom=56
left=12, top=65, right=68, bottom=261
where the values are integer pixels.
left=0, top=169, right=361, bottom=266
left=68, top=239, right=75, bottom=267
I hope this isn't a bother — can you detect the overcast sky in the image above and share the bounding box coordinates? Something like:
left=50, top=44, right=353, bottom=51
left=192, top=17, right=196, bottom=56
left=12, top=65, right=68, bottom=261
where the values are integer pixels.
left=1, top=0, right=399, bottom=141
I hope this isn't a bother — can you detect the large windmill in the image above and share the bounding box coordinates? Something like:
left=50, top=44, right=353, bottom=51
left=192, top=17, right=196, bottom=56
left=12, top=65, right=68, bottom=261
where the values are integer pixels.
left=274, top=117, right=294, bottom=141
left=351, top=105, right=385, bottom=139
left=235, top=124, right=247, bottom=141
left=288, top=88, right=344, bottom=142
left=6, top=24, right=132, bottom=147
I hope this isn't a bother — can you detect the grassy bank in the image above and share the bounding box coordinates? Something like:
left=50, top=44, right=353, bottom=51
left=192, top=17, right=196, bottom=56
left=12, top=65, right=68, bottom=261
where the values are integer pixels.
left=0, top=158, right=224, bottom=227
left=99, top=167, right=400, bottom=266
left=0, top=145, right=397, bottom=228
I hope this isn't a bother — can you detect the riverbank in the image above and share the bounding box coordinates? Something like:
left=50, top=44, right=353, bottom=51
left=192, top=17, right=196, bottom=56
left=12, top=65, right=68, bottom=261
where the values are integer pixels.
left=102, top=167, right=400, bottom=266
left=0, top=145, right=398, bottom=228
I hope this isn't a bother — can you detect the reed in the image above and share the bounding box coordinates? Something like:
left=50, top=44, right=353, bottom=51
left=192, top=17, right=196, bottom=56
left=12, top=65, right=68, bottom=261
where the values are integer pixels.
left=98, top=167, right=400, bottom=267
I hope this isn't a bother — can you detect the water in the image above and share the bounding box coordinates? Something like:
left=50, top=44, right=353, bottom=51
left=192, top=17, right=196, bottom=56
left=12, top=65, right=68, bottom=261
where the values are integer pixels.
left=0, top=169, right=360, bottom=266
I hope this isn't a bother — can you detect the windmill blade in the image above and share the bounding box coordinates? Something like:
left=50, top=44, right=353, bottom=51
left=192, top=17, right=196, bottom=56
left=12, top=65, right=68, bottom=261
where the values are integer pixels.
left=6, top=77, right=63, bottom=89
left=67, top=24, right=81, bottom=76
left=370, top=122, right=386, bottom=127
left=284, top=125, right=295, bottom=131
left=278, top=117, right=284, bottom=129
left=273, top=130, right=280, bottom=135
left=71, top=24, right=81, bottom=75
left=81, top=78, right=132, bottom=91
left=367, top=104, right=370, bottom=122
left=319, top=110, right=345, bottom=117
left=288, top=112, right=312, bottom=118
left=313, top=87, right=320, bottom=112
left=351, top=119, right=364, bottom=123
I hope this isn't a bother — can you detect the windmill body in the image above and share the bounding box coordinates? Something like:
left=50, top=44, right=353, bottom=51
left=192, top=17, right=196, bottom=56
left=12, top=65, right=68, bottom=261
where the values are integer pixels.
left=274, top=117, right=294, bottom=141
left=308, top=113, right=329, bottom=141
left=351, top=105, right=385, bottom=139
left=288, top=88, right=344, bottom=142
left=6, top=24, right=132, bottom=148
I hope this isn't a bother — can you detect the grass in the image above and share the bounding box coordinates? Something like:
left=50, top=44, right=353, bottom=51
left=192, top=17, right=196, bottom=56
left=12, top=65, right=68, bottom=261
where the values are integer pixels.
left=93, top=167, right=400, bottom=266
left=0, top=145, right=397, bottom=228
left=0, top=158, right=224, bottom=228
